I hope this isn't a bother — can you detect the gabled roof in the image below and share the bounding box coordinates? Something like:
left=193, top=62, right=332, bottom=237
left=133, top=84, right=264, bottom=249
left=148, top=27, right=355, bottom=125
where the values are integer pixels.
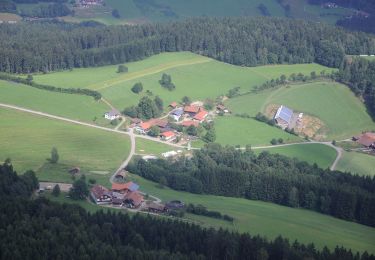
left=357, top=132, right=375, bottom=147
left=106, top=109, right=120, bottom=117
left=112, top=181, right=139, bottom=192
left=169, top=102, right=178, bottom=108
left=274, top=105, right=293, bottom=124
left=91, top=185, right=110, bottom=198
left=161, top=131, right=175, bottom=138
left=172, top=108, right=184, bottom=116
left=181, top=120, right=199, bottom=127
left=194, top=109, right=208, bottom=121
left=139, top=122, right=151, bottom=130
left=125, top=191, right=144, bottom=206
left=184, top=105, right=200, bottom=113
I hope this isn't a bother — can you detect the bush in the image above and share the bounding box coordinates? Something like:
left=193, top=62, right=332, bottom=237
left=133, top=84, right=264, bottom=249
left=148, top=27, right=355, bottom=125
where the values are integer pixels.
left=270, top=138, right=278, bottom=145
left=117, top=64, right=128, bottom=73
left=131, top=82, right=143, bottom=94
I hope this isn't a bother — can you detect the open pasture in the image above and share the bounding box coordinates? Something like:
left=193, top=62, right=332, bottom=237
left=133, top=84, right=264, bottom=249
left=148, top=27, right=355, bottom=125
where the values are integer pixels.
left=127, top=173, right=375, bottom=254
left=32, top=52, right=328, bottom=111
left=214, top=116, right=301, bottom=146
left=0, top=80, right=110, bottom=125
left=0, top=108, right=130, bottom=184
left=336, top=151, right=375, bottom=177
left=253, top=143, right=337, bottom=169
left=227, top=81, right=375, bottom=140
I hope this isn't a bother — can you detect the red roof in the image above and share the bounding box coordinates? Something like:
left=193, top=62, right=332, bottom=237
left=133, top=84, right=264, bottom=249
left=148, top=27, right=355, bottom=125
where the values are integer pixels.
left=125, top=191, right=144, bottom=207
left=184, top=105, right=200, bottom=113
left=149, top=119, right=168, bottom=128
left=91, top=185, right=109, bottom=198
left=194, top=109, right=208, bottom=121
left=112, top=182, right=135, bottom=191
left=161, top=131, right=175, bottom=138
left=181, top=120, right=199, bottom=127
left=169, top=102, right=177, bottom=108
left=357, top=132, right=375, bottom=147
left=140, top=122, right=151, bottom=130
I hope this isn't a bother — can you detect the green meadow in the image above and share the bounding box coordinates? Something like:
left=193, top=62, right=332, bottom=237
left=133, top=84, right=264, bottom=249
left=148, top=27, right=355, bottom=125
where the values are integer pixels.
left=0, top=108, right=130, bottom=184
left=214, top=116, right=301, bottom=146
left=135, top=137, right=180, bottom=156
left=0, top=80, right=111, bottom=125
left=253, top=143, right=337, bottom=169
left=336, top=151, right=375, bottom=176
left=32, top=52, right=328, bottom=110
left=127, top=173, right=375, bottom=254
left=227, top=81, right=375, bottom=140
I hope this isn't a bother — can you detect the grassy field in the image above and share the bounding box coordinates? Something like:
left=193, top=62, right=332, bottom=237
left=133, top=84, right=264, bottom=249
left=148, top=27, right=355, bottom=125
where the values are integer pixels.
left=214, top=116, right=301, bottom=146
left=0, top=12, right=22, bottom=22
left=227, top=81, right=375, bottom=140
left=0, top=108, right=130, bottom=185
left=336, top=151, right=375, bottom=176
left=0, top=80, right=112, bottom=125
left=135, top=137, right=181, bottom=156
left=253, top=143, right=337, bottom=169
left=126, top=173, right=375, bottom=254
left=32, top=52, right=328, bottom=111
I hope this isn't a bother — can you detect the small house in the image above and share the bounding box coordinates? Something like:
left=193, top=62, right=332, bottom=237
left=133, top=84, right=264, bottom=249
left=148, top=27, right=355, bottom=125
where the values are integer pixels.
left=184, top=105, right=200, bottom=116
left=91, top=185, right=112, bottom=204
left=146, top=202, right=167, bottom=213
left=136, top=122, right=152, bottom=134
left=169, top=102, right=178, bottom=109
left=166, top=200, right=185, bottom=209
left=104, top=109, right=120, bottom=120
left=161, top=131, right=176, bottom=141
left=68, top=167, right=80, bottom=175
left=274, top=105, right=293, bottom=129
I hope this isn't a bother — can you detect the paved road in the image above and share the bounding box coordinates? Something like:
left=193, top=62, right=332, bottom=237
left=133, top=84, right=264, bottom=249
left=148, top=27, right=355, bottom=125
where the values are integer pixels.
left=39, top=182, right=72, bottom=192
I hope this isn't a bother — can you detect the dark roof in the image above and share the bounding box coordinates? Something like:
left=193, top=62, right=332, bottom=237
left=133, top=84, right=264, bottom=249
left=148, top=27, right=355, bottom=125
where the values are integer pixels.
left=91, top=185, right=110, bottom=199
left=172, top=108, right=184, bottom=116
left=274, top=105, right=293, bottom=124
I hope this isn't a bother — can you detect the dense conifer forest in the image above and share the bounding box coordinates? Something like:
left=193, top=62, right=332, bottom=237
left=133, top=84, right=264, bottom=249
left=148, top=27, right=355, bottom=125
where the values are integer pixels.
left=127, top=144, right=375, bottom=227
left=0, top=161, right=374, bottom=259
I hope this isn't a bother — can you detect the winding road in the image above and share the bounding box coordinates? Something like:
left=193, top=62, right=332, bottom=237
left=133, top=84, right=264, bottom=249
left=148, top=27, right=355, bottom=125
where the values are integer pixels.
left=0, top=102, right=343, bottom=180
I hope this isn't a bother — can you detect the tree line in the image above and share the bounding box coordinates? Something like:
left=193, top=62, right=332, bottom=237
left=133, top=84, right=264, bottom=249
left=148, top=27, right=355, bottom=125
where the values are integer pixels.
left=0, top=160, right=374, bottom=259
left=1, top=17, right=375, bottom=74
left=0, top=72, right=102, bottom=100
left=127, top=143, right=375, bottom=227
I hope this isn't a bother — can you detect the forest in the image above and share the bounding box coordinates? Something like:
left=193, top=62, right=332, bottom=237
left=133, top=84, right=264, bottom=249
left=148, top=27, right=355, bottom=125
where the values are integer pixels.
left=127, top=144, right=375, bottom=228
left=1, top=17, right=375, bottom=74
left=0, top=161, right=374, bottom=260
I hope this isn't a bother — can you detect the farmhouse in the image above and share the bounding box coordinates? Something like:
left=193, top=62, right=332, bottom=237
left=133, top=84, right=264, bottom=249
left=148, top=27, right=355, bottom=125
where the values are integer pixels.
left=104, top=109, right=120, bottom=120
left=124, top=191, right=144, bottom=208
left=136, top=122, right=152, bottom=134
left=90, top=185, right=112, bottom=204
left=194, top=109, right=208, bottom=122
left=274, top=105, right=293, bottom=129
left=184, top=105, right=200, bottom=115
left=355, top=132, right=375, bottom=148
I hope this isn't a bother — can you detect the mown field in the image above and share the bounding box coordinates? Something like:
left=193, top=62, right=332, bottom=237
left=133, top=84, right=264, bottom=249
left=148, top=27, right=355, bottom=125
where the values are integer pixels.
left=32, top=52, right=329, bottom=110
left=0, top=108, right=130, bottom=185
left=227, top=81, right=375, bottom=140
left=214, top=116, right=301, bottom=146
left=126, top=173, right=375, bottom=254
left=253, top=143, right=337, bottom=169
left=135, top=137, right=180, bottom=156
left=336, top=151, right=375, bottom=176
left=0, top=80, right=111, bottom=126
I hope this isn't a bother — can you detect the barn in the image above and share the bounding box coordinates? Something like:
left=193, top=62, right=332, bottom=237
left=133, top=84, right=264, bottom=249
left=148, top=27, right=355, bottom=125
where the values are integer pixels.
left=274, top=105, right=293, bottom=129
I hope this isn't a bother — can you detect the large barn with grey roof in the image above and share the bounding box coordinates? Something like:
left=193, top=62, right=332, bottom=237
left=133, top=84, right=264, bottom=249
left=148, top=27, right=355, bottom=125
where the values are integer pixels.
left=274, top=105, right=293, bottom=129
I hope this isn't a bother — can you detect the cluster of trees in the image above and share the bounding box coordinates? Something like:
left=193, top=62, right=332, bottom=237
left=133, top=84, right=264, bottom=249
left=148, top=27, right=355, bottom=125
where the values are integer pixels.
left=123, top=96, right=163, bottom=119
left=127, top=143, right=375, bottom=227
left=1, top=17, right=375, bottom=74
left=334, top=58, right=375, bottom=119
left=186, top=203, right=234, bottom=222
left=19, top=3, right=72, bottom=18
left=2, top=160, right=372, bottom=259
left=0, top=72, right=102, bottom=100
left=159, top=73, right=175, bottom=91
